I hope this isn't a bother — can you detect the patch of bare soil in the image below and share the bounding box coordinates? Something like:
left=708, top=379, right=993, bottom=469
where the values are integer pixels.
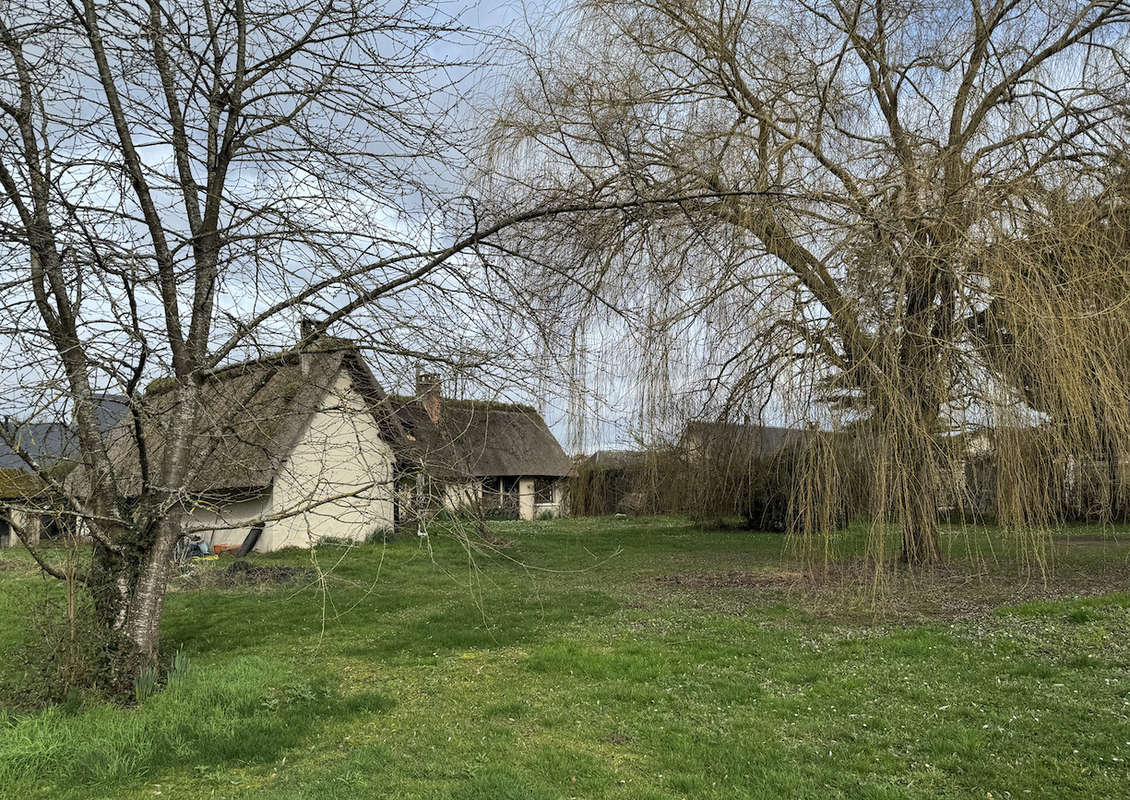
left=657, top=570, right=807, bottom=588
left=173, top=559, right=316, bottom=592
left=653, top=561, right=1130, bottom=622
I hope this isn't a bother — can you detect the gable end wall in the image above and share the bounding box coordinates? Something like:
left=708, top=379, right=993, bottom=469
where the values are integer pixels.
left=265, top=368, right=395, bottom=550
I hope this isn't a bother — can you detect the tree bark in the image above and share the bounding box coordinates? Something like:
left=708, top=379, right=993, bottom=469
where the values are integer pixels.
left=122, top=521, right=177, bottom=663
left=899, top=441, right=942, bottom=565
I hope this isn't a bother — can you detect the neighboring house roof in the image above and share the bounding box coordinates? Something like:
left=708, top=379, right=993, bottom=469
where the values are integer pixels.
left=680, top=421, right=808, bottom=462
left=73, top=339, right=571, bottom=498
left=0, top=395, right=128, bottom=501
left=81, top=341, right=386, bottom=497
left=387, top=395, right=572, bottom=479
left=91, top=395, right=130, bottom=435
left=0, top=422, right=73, bottom=470
left=581, top=449, right=648, bottom=471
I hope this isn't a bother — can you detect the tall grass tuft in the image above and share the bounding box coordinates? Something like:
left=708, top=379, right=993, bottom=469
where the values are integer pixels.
left=133, top=665, right=160, bottom=704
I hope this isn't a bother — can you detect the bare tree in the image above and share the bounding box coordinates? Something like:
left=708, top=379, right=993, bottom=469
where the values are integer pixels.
left=491, top=0, right=1130, bottom=563
left=0, top=0, right=666, bottom=690
left=0, top=0, right=487, bottom=685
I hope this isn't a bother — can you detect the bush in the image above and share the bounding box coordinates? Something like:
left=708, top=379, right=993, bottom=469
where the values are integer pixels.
left=364, top=527, right=394, bottom=544
left=483, top=505, right=519, bottom=521
left=569, top=448, right=684, bottom=517
left=315, top=535, right=362, bottom=547
left=9, top=591, right=135, bottom=708
left=683, top=436, right=860, bottom=533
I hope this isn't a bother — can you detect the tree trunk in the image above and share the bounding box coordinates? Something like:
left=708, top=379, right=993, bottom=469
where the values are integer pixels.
left=122, top=518, right=179, bottom=663
left=895, top=414, right=944, bottom=565
left=893, top=253, right=951, bottom=565
left=901, top=479, right=941, bottom=565
left=85, top=514, right=182, bottom=695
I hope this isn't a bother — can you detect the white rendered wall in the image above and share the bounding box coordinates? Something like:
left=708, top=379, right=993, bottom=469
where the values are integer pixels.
left=187, top=494, right=271, bottom=550
left=265, top=369, right=395, bottom=550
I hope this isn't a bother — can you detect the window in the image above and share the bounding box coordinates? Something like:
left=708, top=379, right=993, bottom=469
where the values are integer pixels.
left=481, top=477, right=502, bottom=506
left=534, top=479, right=555, bottom=505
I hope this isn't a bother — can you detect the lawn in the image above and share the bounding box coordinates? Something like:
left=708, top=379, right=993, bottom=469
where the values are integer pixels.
left=0, top=517, right=1128, bottom=799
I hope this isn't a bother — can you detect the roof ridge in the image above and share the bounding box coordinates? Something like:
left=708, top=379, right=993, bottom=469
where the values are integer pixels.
left=145, top=338, right=356, bottom=396
left=387, top=394, right=538, bottom=414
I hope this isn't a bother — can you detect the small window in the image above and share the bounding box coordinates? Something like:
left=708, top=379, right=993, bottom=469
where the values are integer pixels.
left=534, top=479, right=555, bottom=505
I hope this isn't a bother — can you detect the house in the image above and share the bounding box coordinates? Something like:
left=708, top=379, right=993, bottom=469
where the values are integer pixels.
left=949, top=425, right=1130, bottom=523
left=387, top=374, right=571, bottom=521
left=84, top=339, right=396, bottom=552
left=81, top=338, right=571, bottom=552
left=0, top=468, right=54, bottom=549
left=680, top=421, right=806, bottom=465
left=0, top=396, right=129, bottom=548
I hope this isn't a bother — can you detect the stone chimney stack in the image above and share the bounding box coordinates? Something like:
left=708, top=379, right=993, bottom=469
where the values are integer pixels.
left=416, top=371, right=442, bottom=424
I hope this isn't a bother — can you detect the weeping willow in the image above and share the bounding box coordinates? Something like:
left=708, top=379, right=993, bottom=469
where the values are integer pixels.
left=488, top=0, right=1130, bottom=567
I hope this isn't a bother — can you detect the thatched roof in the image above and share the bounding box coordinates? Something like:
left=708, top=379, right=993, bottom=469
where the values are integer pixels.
left=386, top=395, right=571, bottom=479
left=581, top=449, right=648, bottom=471
left=73, top=340, right=570, bottom=498
left=82, top=341, right=386, bottom=497
left=0, top=468, right=49, bottom=501
left=680, top=421, right=808, bottom=463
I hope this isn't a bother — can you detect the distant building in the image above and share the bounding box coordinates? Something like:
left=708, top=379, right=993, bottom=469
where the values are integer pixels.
left=387, top=373, right=572, bottom=522
left=679, top=421, right=806, bottom=465
left=0, top=396, right=128, bottom=548
left=75, top=338, right=570, bottom=552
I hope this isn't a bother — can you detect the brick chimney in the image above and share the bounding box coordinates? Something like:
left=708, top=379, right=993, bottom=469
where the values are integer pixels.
left=416, top=371, right=442, bottom=424
left=299, top=317, right=319, bottom=374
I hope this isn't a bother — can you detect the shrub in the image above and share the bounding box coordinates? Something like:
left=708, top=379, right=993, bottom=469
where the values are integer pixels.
left=683, top=435, right=860, bottom=533
left=10, top=591, right=137, bottom=707
left=315, top=535, right=359, bottom=548
left=483, top=505, right=519, bottom=521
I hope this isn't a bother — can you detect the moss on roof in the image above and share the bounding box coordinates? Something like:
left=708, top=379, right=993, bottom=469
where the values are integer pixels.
left=0, top=463, right=71, bottom=501
left=386, top=395, right=538, bottom=414
left=0, top=468, right=45, bottom=499
left=144, top=338, right=359, bottom=397
left=80, top=348, right=364, bottom=497
left=386, top=395, right=570, bottom=478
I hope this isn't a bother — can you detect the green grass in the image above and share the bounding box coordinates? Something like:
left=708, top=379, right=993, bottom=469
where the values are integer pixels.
left=1, top=516, right=1129, bottom=799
